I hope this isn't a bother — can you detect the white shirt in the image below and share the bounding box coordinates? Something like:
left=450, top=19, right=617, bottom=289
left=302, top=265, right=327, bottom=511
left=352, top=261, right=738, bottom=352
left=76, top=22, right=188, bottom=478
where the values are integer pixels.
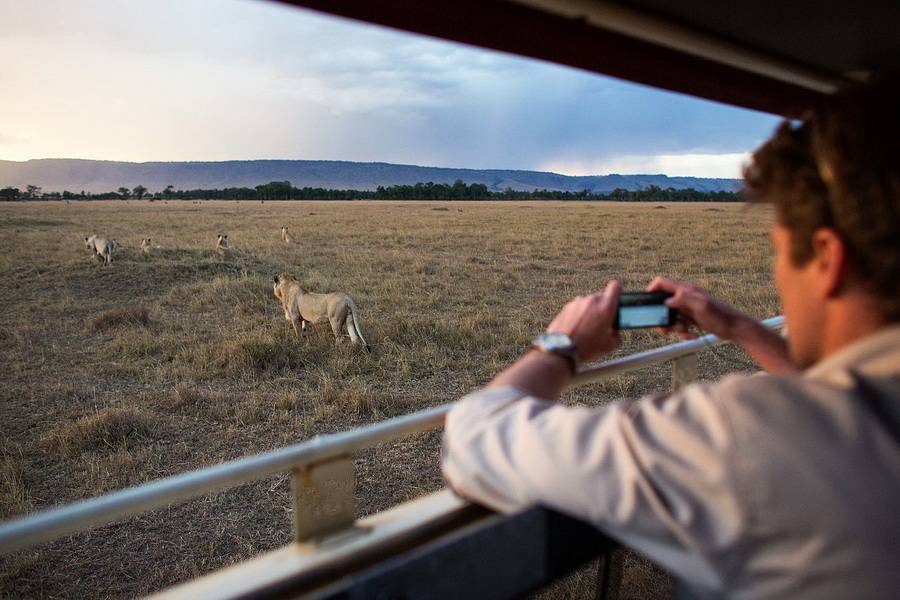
left=441, top=326, right=900, bottom=599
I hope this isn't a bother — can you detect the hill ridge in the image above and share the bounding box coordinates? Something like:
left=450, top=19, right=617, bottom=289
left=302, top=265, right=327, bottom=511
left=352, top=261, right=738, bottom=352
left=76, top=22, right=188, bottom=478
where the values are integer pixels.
left=0, top=158, right=741, bottom=193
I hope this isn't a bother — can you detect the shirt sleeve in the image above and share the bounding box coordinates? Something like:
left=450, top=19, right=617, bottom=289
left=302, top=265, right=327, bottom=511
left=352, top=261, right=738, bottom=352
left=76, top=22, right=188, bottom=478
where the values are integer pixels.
left=441, top=381, right=750, bottom=591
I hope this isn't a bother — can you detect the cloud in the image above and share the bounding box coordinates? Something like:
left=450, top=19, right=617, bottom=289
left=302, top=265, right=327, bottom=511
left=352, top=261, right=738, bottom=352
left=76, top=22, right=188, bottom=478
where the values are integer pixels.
left=0, top=0, right=781, bottom=176
left=539, top=153, right=753, bottom=178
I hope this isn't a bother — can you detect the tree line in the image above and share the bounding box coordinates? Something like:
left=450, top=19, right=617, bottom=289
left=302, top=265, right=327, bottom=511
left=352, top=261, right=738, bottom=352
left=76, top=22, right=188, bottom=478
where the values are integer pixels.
left=0, top=180, right=740, bottom=202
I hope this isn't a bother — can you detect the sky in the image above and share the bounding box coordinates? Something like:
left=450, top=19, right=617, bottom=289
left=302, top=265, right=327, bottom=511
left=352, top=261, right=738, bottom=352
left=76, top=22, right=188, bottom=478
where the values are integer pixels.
left=0, top=0, right=783, bottom=178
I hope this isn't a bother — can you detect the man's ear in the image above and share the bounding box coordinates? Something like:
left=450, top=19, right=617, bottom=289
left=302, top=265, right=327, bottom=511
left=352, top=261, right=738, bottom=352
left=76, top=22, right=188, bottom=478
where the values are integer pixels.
left=811, top=227, right=850, bottom=298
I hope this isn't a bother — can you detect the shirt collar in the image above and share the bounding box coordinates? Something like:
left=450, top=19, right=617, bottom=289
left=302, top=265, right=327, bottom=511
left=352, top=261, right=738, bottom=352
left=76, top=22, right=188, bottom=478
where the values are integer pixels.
left=804, top=323, right=900, bottom=383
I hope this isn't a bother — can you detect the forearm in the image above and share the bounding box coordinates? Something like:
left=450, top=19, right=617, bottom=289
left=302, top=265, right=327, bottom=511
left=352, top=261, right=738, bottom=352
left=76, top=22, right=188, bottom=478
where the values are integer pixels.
left=486, top=350, right=573, bottom=400
left=727, top=316, right=797, bottom=375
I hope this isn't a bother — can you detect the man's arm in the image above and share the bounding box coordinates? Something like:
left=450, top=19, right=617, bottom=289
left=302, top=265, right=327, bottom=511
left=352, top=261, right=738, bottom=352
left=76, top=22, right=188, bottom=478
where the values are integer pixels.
left=647, top=277, right=797, bottom=375
left=442, top=382, right=748, bottom=592
left=486, top=277, right=795, bottom=402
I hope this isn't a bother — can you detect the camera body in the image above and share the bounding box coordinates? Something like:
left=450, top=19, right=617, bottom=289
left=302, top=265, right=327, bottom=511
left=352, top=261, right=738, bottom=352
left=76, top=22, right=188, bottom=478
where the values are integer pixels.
left=616, top=291, right=677, bottom=330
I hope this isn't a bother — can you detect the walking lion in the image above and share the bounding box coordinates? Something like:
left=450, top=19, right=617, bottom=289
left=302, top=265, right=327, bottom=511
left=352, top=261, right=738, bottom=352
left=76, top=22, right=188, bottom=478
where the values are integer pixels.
left=273, top=272, right=370, bottom=350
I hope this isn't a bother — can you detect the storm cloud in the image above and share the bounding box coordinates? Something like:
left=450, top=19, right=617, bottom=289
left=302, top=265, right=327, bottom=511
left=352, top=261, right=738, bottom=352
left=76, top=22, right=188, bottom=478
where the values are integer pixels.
left=0, top=0, right=781, bottom=176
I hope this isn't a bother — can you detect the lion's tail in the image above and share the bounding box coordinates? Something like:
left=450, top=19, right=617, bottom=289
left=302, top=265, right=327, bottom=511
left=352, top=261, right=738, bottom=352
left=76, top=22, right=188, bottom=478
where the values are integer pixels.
left=348, top=299, right=370, bottom=351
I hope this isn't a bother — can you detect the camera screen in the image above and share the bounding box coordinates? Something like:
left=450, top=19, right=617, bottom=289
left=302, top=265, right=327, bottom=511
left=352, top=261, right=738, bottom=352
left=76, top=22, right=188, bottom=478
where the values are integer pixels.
left=618, top=304, right=670, bottom=328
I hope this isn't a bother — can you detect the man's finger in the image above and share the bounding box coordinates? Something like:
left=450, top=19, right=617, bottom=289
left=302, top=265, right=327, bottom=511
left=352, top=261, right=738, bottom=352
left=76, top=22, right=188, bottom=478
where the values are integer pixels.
left=604, top=279, right=622, bottom=299
left=596, top=280, right=621, bottom=313
left=647, top=276, right=675, bottom=292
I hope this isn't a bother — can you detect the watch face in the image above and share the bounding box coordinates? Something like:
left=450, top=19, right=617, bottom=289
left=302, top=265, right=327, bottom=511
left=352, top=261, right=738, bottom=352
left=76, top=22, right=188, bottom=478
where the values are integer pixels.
left=540, top=332, right=574, bottom=351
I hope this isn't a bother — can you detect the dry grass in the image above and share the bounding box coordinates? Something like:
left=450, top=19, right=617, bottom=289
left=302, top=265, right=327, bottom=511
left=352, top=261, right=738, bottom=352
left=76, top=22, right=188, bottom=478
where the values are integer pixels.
left=0, top=452, right=31, bottom=520
left=84, top=306, right=151, bottom=333
left=0, top=200, right=778, bottom=599
left=41, top=407, right=157, bottom=457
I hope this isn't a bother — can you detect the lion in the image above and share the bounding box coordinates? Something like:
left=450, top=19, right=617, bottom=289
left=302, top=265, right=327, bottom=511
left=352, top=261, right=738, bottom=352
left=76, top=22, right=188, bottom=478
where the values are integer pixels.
left=215, top=234, right=232, bottom=257
left=273, top=272, right=370, bottom=350
left=281, top=225, right=294, bottom=244
left=140, top=238, right=156, bottom=255
left=84, top=235, right=115, bottom=264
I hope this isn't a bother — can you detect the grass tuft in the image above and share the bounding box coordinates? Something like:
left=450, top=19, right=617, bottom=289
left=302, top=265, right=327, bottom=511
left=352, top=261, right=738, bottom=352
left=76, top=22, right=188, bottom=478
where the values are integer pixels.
left=42, top=407, right=156, bottom=456
left=163, top=383, right=209, bottom=412
left=0, top=455, right=32, bottom=519
left=85, top=306, right=151, bottom=333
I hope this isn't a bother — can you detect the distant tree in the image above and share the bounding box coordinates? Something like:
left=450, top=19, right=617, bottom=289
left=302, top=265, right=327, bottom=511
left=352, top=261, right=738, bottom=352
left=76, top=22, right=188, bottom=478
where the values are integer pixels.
left=117, top=187, right=131, bottom=199
left=25, top=184, right=41, bottom=199
left=163, top=185, right=175, bottom=200
left=0, top=187, right=21, bottom=201
left=132, top=185, right=148, bottom=200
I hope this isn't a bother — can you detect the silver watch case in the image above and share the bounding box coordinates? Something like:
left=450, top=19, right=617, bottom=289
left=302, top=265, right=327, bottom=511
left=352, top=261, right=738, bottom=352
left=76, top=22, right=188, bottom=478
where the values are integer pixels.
left=532, top=332, right=579, bottom=370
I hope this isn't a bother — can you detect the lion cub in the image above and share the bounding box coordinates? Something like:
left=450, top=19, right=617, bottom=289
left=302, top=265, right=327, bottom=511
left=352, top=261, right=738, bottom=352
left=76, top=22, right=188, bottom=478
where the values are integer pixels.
left=281, top=226, right=294, bottom=244
left=85, top=235, right=115, bottom=265
left=140, top=238, right=156, bottom=255
left=273, top=272, right=370, bottom=350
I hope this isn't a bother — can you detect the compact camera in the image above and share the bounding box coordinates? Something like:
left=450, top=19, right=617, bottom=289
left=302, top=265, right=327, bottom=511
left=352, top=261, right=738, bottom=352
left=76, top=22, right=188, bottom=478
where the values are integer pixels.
left=615, top=291, right=677, bottom=330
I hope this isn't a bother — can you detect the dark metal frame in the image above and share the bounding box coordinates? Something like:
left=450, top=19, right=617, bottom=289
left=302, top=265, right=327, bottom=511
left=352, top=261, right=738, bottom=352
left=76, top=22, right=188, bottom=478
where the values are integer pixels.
left=276, top=0, right=827, bottom=116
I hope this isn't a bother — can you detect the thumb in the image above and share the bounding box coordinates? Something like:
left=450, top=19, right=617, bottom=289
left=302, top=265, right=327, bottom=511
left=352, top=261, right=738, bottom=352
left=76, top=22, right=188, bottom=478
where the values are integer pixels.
left=665, top=289, right=696, bottom=315
left=596, top=279, right=621, bottom=314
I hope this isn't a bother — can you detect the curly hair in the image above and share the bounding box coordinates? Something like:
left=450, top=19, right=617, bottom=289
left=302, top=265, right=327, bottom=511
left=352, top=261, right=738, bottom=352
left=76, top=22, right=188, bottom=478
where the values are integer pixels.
left=743, top=76, right=900, bottom=321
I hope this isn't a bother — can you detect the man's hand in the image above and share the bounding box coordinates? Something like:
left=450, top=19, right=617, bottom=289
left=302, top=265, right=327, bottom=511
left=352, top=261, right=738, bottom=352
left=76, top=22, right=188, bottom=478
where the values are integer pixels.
left=547, top=280, right=622, bottom=362
left=647, top=276, right=797, bottom=375
left=646, top=277, right=744, bottom=340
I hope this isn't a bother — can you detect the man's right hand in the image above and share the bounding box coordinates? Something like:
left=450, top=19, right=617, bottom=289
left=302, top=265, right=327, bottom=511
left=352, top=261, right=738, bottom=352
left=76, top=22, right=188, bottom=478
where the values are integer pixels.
left=646, top=277, right=747, bottom=340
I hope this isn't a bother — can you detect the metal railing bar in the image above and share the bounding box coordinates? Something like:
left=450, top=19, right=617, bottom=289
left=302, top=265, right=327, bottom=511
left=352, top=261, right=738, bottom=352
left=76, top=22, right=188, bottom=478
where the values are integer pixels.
left=0, top=316, right=784, bottom=555
left=0, top=404, right=449, bottom=554
left=572, top=316, right=785, bottom=387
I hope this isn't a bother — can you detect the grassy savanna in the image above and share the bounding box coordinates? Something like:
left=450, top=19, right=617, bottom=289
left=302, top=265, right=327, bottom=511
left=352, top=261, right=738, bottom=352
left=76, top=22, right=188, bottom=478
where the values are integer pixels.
left=0, top=200, right=778, bottom=598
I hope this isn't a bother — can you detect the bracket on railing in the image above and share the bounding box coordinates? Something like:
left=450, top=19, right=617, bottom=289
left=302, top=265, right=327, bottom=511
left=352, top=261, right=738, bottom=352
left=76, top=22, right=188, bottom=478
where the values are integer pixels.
left=671, top=353, right=698, bottom=390
left=292, top=455, right=356, bottom=541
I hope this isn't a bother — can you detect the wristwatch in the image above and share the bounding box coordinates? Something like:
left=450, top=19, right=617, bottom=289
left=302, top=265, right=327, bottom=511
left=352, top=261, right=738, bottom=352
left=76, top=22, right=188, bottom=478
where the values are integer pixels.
left=531, top=332, right=579, bottom=373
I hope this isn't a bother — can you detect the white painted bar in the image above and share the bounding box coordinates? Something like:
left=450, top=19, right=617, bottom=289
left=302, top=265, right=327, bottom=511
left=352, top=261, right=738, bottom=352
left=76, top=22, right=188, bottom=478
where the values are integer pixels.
left=150, top=489, right=469, bottom=600
left=572, top=316, right=784, bottom=386
left=0, top=316, right=784, bottom=554
left=0, top=404, right=449, bottom=554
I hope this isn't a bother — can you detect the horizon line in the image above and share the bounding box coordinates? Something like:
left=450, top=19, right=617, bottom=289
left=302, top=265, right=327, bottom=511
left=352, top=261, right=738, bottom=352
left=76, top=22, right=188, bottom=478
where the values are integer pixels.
left=0, top=156, right=741, bottom=181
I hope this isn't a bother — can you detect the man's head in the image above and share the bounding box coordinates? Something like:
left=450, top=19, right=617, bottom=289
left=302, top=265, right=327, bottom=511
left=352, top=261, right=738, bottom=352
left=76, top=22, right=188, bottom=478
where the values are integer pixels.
left=743, top=77, right=900, bottom=367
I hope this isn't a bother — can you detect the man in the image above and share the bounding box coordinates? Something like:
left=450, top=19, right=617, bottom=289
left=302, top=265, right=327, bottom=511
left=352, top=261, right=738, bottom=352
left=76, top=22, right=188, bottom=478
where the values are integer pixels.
left=441, top=78, right=900, bottom=599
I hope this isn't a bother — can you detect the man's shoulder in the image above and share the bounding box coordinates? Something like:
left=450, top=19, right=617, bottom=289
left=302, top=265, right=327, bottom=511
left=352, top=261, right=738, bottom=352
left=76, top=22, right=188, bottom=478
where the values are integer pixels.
left=692, top=369, right=895, bottom=449
left=695, top=370, right=836, bottom=408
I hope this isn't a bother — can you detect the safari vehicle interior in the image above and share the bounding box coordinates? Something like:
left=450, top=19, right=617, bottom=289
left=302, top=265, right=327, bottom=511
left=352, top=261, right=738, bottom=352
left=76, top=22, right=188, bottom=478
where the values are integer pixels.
left=1, top=0, right=897, bottom=598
